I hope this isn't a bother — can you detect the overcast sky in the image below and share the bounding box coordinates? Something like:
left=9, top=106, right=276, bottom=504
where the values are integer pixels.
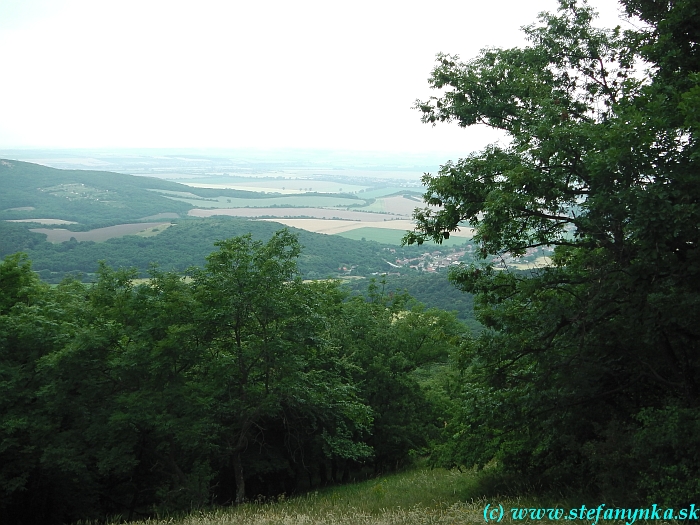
left=0, top=0, right=629, bottom=154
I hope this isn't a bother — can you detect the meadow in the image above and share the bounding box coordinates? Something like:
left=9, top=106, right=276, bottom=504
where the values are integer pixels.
left=99, top=465, right=664, bottom=525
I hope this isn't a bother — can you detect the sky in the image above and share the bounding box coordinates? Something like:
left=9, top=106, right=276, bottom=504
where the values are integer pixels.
left=0, top=0, right=630, bottom=155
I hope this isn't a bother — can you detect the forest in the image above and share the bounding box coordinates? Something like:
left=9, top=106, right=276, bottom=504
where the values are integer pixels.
left=1, top=0, right=699, bottom=522
left=0, top=232, right=464, bottom=523
left=0, top=218, right=462, bottom=282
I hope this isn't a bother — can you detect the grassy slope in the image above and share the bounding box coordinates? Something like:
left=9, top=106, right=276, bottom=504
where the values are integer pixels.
left=123, top=467, right=484, bottom=525
left=11, top=218, right=403, bottom=278
left=0, top=159, right=192, bottom=225
left=119, top=465, right=628, bottom=525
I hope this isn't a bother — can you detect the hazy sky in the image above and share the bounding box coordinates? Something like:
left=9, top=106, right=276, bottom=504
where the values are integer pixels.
left=0, top=0, right=629, bottom=154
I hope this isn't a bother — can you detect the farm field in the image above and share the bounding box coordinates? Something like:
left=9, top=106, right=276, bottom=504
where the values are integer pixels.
left=30, top=222, right=172, bottom=243
left=6, top=218, right=78, bottom=225
left=158, top=192, right=368, bottom=208
left=139, top=212, right=181, bottom=220
left=284, top=168, right=426, bottom=182
left=358, top=187, right=423, bottom=198
left=505, top=255, right=553, bottom=270
left=362, top=195, right=428, bottom=215
left=189, top=208, right=407, bottom=221
left=183, top=179, right=370, bottom=194
left=337, top=227, right=472, bottom=246
left=260, top=218, right=475, bottom=241
left=182, top=195, right=423, bottom=220
left=259, top=218, right=419, bottom=234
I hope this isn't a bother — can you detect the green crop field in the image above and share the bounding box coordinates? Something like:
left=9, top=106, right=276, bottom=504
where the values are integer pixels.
left=358, top=188, right=422, bottom=199
left=157, top=193, right=367, bottom=208
left=337, top=227, right=471, bottom=246
left=182, top=178, right=371, bottom=194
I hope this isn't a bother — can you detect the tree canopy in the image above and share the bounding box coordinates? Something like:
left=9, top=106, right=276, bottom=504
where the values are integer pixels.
left=406, top=0, right=700, bottom=504
left=0, top=231, right=462, bottom=524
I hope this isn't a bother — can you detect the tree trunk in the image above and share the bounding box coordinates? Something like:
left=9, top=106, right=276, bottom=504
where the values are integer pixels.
left=233, top=451, right=245, bottom=504
left=331, top=458, right=338, bottom=484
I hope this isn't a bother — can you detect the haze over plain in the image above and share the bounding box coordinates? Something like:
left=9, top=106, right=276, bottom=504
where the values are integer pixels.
left=1, top=0, right=627, bottom=155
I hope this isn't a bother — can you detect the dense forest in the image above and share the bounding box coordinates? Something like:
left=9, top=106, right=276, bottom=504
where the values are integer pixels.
left=2, top=0, right=699, bottom=522
left=0, top=232, right=465, bottom=523
left=0, top=217, right=480, bottom=324
left=0, top=218, right=460, bottom=281
left=343, top=273, right=479, bottom=330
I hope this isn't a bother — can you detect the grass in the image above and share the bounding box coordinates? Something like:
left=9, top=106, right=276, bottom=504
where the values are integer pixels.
left=78, top=464, right=685, bottom=525
left=115, top=467, right=488, bottom=525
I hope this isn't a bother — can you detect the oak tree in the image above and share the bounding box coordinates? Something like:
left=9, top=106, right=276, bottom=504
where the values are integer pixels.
left=407, top=0, right=700, bottom=503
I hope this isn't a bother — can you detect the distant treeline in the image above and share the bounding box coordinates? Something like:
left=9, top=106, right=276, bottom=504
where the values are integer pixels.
left=1, top=217, right=479, bottom=326
left=344, top=273, right=479, bottom=331
left=0, top=217, right=441, bottom=278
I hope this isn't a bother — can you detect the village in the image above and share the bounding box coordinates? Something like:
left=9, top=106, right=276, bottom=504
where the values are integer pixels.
left=363, top=244, right=553, bottom=275
left=390, top=246, right=472, bottom=272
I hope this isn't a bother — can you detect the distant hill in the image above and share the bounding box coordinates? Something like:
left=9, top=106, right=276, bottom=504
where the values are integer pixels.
left=6, top=217, right=395, bottom=278
left=0, top=159, right=194, bottom=227
left=0, top=159, right=477, bottom=324
left=0, top=159, right=378, bottom=230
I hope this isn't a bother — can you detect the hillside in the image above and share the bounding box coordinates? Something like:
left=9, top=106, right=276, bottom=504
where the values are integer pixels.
left=0, top=158, right=376, bottom=229
left=0, top=159, right=193, bottom=226
left=5, top=217, right=399, bottom=278
left=0, top=160, right=478, bottom=322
